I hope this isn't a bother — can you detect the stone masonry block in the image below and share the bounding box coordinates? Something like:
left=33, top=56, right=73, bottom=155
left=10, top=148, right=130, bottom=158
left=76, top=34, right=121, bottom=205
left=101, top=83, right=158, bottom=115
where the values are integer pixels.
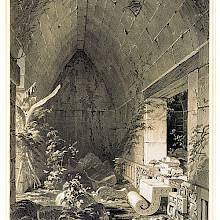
left=168, top=11, right=188, bottom=41
left=144, top=119, right=167, bottom=143
left=161, top=47, right=175, bottom=73
left=147, top=0, right=176, bottom=39
left=172, top=30, right=194, bottom=64
left=120, top=10, right=135, bottom=32
left=187, top=110, right=198, bottom=140
left=188, top=69, right=199, bottom=111
left=46, top=1, right=59, bottom=24
left=127, top=11, right=145, bottom=43
left=189, top=13, right=209, bottom=50
left=198, top=65, right=209, bottom=108
left=55, top=0, right=70, bottom=19
left=198, top=106, right=209, bottom=128
left=179, top=0, right=201, bottom=26
left=144, top=142, right=167, bottom=165
left=77, top=0, right=87, bottom=14
left=142, top=0, right=159, bottom=21
left=103, top=3, right=114, bottom=27
left=157, top=25, right=174, bottom=55
left=199, top=42, right=209, bottom=67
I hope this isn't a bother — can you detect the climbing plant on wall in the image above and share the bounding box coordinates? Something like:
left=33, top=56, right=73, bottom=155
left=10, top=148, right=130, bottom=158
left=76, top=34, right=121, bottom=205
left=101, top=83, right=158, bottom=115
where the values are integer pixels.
left=97, top=98, right=149, bottom=163
left=188, top=124, right=209, bottom=179
left=119, top=100, right=147, bottom=157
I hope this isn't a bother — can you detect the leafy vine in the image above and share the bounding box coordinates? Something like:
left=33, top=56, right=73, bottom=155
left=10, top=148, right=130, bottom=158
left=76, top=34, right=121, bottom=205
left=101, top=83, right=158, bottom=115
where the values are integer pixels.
left=188, top=124, right=209, bottom=178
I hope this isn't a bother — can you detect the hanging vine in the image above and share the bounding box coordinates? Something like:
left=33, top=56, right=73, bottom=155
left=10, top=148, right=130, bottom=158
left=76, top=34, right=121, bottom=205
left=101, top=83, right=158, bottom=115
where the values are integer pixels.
left=97, top=98, right=153, bottom=162
left=188, top=124, right=209, bottom=178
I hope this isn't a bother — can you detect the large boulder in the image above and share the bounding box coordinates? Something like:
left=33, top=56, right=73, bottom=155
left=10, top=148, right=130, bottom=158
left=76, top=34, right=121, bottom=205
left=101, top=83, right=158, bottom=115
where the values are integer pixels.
left=74, top=153, right=116, bottom=189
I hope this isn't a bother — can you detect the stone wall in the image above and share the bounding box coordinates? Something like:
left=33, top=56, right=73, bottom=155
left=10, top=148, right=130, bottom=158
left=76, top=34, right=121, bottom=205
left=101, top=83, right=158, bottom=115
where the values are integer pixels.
left=47, top=51, right=116, bottom=158
left=114, top=97, right=145, bottom=164
left=10, top=0, right=209, bottom=205
left=10, top=0, right=209, bottom=105
left=119, top=42, right=209, bottom=188
left=187, top=43, right=209, bottom=189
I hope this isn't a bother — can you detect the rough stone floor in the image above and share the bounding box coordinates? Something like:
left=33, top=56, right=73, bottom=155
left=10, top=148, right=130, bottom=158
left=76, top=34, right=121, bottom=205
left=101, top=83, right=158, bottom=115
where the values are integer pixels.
left=17, top=189, right=170, bottom=220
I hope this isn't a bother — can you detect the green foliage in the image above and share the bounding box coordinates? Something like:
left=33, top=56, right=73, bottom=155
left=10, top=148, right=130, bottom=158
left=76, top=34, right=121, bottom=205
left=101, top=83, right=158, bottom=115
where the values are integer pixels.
left=188, top=125, right=209, bottom=178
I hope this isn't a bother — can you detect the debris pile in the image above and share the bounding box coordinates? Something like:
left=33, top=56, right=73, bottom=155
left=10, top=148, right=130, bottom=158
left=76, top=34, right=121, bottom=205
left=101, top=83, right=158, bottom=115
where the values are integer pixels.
left=74, top=153, right=117, bottom=190
left=138, top=157, right=187, bottom=189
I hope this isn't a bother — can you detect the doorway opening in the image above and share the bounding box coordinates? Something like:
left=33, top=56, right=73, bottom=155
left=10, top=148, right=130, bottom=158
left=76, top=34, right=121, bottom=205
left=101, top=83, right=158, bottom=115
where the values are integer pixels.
left=167, top=91, right=188, bottom=173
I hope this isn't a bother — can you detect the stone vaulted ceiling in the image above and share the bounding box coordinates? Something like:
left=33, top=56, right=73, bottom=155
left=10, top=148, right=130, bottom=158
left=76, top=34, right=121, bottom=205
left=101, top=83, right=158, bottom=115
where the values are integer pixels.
left=10, top=0, right=209, bottom=107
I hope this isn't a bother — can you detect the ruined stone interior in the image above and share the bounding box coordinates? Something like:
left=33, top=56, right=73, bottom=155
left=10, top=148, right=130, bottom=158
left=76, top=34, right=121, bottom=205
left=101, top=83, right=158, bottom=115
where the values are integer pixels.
left=10, top=0, right=209, bottom=219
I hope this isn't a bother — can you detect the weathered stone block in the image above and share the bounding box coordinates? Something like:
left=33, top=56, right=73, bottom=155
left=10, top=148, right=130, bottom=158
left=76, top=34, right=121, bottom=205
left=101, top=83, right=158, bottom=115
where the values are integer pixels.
left=199, top=42, right=209, bottom=67
left=142, top=0, right=159, bottom=21
left=172, top=31, right=194, bottom=64
left=77, top=0, right=87, bottom=14
left=187, top=110, right=198, bottom=139
left=120, top=10, right=135, bottom=31
left=198, top=65, right=209, bottom=108
left=157, top=26, right=174, bottom=55
left=161, top=47, right=176, bottom=73
left=147, top=0, right=177, bottom=39
left=144, top=142, right=167, bottom=165
left=179, top=0, right=201, bottom=26
left=189, top=12, right=209, bottom=49
left=46, top=1, right=59, bottom=24
left=188, top=69, right=199, bottom=111
left=198, top=107, right=209, bottom=128
left=94, top=7, right=103, bottom=22
left=142, top=63, right=159, bottom=88
left=144, top=98, right=167, bottom=120
left=168, top=11, right=188, bottom=41
left=55, top=0, right=70, bottom=19
left=144, top=119, right=167, bottom=143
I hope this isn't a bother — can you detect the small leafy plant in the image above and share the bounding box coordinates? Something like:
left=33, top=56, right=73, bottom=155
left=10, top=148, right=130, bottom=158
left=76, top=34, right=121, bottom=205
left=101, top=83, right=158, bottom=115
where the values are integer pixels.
left=62, top=175, right=88, bottom=210
left=16, top=107, right=54, bottom=188
left=58, top=175, right=98, bottom=219
left=169, top=129, right=186, bottom=151
left=44, top=130, right=78, bottom=190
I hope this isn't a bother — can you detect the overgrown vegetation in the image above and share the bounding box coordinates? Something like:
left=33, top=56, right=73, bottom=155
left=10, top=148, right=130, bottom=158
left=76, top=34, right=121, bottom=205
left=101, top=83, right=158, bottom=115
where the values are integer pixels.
left=188, top=124, right=209, bottom=178
left=44, top=130, right=78, bottom=190
left=97, top=99, right=148, bottom=162
left=16, top=107, right=53, bottom=188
